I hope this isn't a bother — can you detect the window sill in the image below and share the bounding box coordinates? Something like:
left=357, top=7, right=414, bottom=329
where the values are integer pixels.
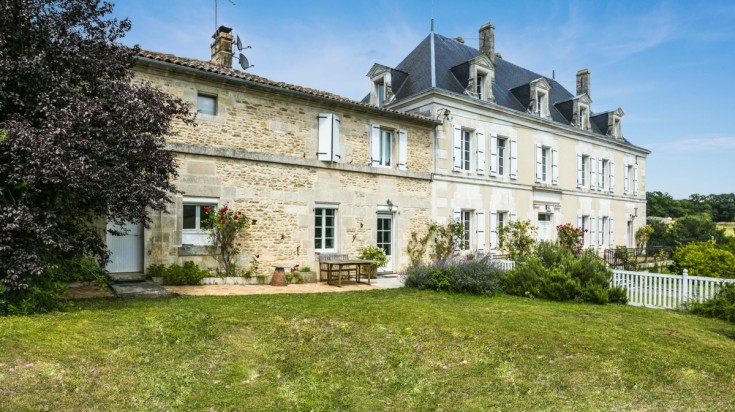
left=179, top=245, right=213, bottom=256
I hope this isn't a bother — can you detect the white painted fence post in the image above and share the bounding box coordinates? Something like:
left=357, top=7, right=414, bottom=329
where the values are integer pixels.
left=681, top=269, right=689, bottom=304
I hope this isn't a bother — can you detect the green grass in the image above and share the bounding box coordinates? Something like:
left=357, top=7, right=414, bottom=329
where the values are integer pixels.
left=717, top=222, right=735, bottom=237
left=1, top=290, right=734, bottom=411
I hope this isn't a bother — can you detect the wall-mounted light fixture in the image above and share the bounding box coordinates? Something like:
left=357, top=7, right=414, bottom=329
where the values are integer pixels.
left=386, top=199, right=396, bottom=213
left=435, top=108, right=451, bottom=124
left=545, top=204, right=552, bottom=213
left=633, top=207, right=638, bottom=218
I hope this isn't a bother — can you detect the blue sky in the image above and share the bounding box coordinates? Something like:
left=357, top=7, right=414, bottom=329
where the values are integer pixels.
left=112, top=0, right=735, bottom=199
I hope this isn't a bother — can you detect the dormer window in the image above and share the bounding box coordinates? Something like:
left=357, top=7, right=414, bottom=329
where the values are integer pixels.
left=613, top=117, right=621, bottom=138
left=578, top=104, right=590, bottom=130
left=376, top=80, right=385, bottom=106
left=528, top=78, right=552, bottom=118
left=476, top=74, right=486, bottom=100
left=610, top=107, right=624, bottom=138
left=535, top=90, right=548, bottom=117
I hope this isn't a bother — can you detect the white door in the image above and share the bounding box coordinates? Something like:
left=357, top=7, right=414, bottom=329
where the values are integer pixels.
left=377, top=214, right=394, bottom=273
left=537, top=213, right=552, bottom=242
left=106, top=221, right=143, bottom=273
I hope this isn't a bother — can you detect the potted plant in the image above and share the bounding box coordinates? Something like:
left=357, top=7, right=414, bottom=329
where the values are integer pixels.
left=357, top=245, right=389, bottom=279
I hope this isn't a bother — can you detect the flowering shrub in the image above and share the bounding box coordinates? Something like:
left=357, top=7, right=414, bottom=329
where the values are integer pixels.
left=202, top=205, right=250, bottom=277
left=557, top=223, right=586, bottom=254
left=357, top=245, right=389, bottom=278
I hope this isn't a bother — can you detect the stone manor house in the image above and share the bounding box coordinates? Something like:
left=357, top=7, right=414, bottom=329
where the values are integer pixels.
left=106, top=23, right=649, bottom=275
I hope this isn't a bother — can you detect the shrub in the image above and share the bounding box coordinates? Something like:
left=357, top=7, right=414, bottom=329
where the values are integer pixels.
left=46, top=256, right=109, bottom=288
left=146, top=263, right=167, bottom=279
left=673, top=241, right=735, bottom=278
left=556, top=223, right=585, bottom=254
left=403, top=259, right=505, bottom=295
left=503, top=249, right=626, bottom=304
left=687, top=282, right=735, bottom=323
left=357, top=244, right=389, bottom=278
left=161, top=261, right=210, bottom=285
left=498, top=219, right=538, bottom=260
left=201, top=204, right=250, bottom=277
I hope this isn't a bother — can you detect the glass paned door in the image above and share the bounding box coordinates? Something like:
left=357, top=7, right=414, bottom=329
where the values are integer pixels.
left=377, top=214, right=393, bottom=273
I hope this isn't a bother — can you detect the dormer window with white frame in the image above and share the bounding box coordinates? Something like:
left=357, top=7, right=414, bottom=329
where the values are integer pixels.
left=476, top=73, right=486, bottom=100
left=610, top=107, right=624, bottom=138
left=460, top=54, right=494, bottom=102
left=579, top=104, right=589, bottom=129
left=367, top=64, right=394, bottom=107
left=529, top=78, right=552, bottom=118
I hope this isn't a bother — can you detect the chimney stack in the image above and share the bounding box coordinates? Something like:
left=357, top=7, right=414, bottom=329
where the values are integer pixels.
left=478, top=22, right=495, bottom=63
left=210, top=26, right=233, bottom=67
left=576, top=68, right=590, bottom=98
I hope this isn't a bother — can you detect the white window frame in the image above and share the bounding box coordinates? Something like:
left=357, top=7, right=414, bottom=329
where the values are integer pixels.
left=196, top=93, right=217, bottom=116
left=461, top=130, right=471, bottom=172
left=182, top=197, right=218, bottom=246
left=579, top=104, right=589, bottom=130
left=536, top=145, right=555, bottom=184
left=461, top=210, right=472, bottom=250
left=581, top=155, right=588, bottom=186
left=375, top=80, right=385, bottom=106
left=314, top=204, right=338, bottom=252
left=378, top=129, right=393, bottom=167
left=536, top=90, right=548, bottom=117
left=497, top=137, right=506, bottom=176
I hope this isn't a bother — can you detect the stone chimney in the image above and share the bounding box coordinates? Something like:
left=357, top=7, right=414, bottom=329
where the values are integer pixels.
left=478, top=22, right=495, bottom=63
left=210, top=26, right=233, bottom=67
left=576, top=68, right=590, bottom=98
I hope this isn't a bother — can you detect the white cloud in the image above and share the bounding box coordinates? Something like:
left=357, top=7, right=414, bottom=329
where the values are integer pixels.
left=648, top=136, right=735, bottom=154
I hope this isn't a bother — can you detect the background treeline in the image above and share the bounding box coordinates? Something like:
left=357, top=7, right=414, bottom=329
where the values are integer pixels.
left=647, top=191, right=735, bottom=221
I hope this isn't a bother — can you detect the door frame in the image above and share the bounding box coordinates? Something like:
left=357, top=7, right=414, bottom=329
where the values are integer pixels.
left=376, top=212, right=394, bottom=274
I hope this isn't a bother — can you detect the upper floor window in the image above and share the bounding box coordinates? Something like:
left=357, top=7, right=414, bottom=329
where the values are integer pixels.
left=376, top=80, right=385, bottom=106
left=624, top=164, right=633, bottom=194
left=535, top=91, right=548, bottom=117
left=613, top=117, right=622, bottom=138
left=197, top=94, right=217, bottom=115
left=476, top=74, right=486, bottom=100
left=600, top=159, right=608, bottom=189
left=461, top=130, right=471, bottom=171
left=497, top=138, right=506, bottom=175
left=536, top=144, right=558, bottom=185
left=580, top=155, right=589, bottom=186
left=370, top=125, right=408, bottom=170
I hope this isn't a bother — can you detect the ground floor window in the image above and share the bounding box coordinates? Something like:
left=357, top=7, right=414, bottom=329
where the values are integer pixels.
left=315, top=207, right=336, bottom=251
left=182, top=197, right=217, bottom=245
left=461, top=210, right=472, bottom=250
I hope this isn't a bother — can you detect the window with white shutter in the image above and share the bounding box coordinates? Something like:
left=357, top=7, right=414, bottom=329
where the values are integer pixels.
left=452, top=125, right=462, bottom=171
left=589, top=216, right=596, bottom=248
left=370, top=124, right=381, bottom=166
left=476, top=131, right=485, bottom=175
left=535, top=144, right=542, bottom=183
left=590, top=156, right=597, bottom=190
left=398, top=129, right=408, bottom=171
left=624, top=164, right=631, bottom=194
left=609, top=161, right=615, bottom=192
left=490, top=134, right=498, bottom=177
left=510, top=138, right=518, bottom=179
left=317, top=113, right=340, bottom=162
left=633, top=164, right=639, bottom=196
left=476, top=210, right=486, bottom=253
left=490, top=211, right=498, bottom=250
left=552, top=148, right=559, bottom=185
left=609, top=217, right=615, bottom=248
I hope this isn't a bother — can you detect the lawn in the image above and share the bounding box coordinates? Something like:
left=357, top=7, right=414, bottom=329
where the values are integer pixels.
left=718, top=222, right=735, bottom=237
left=1, top=290, right=734, bottom=411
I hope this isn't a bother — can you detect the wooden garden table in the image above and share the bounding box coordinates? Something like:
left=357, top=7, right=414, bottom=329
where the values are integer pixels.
left=325, top=259, right=374, bottom=287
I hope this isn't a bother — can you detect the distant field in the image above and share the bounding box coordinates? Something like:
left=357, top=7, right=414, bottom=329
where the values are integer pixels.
left=717, top=222, right=735, bottom=236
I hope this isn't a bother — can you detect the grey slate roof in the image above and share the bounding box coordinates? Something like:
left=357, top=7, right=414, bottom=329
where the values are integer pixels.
left=373, top=33, right=635, bottom=143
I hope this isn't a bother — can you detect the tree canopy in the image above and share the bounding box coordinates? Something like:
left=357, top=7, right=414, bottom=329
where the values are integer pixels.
left=647, top=191, right=735, bottom=222
left=0, top=0, right=193, bottom=293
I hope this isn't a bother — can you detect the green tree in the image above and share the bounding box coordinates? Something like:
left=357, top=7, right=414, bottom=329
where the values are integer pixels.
left=668, top=214, right=725, bottom=246
left=646, top=191, right=688, bottom=218
left=498, top=219, right=538, bottom=260
left=0, top=1, right=192, bottom=312
left=673, top=241, right=735, bottom=278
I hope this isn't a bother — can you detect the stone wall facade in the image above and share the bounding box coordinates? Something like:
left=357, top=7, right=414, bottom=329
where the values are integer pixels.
left=132, top=60, right=436, bottom=275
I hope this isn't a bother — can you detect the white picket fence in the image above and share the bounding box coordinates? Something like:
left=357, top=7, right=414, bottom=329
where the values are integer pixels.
left=611, top=269, right=735, bottom=309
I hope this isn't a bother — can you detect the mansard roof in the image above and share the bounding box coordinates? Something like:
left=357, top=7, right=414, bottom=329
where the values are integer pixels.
left=372, top=33, right=636, bottom=143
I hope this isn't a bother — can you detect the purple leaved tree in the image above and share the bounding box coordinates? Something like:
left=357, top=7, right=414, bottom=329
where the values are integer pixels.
left=0, top=1, right=194, bottom=295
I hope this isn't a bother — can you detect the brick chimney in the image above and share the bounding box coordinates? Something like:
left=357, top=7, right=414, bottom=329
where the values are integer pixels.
left=478, top=22, right=495, bottom=63
left=210, top=26, right=233, bottom=67
left=576, top=68, right=590, bottom=98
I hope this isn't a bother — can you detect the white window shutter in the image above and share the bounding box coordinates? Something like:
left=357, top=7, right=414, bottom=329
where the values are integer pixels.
left=370, top=124, right=381, bottom=166
left=609, top=217, right=615, bottom=248
left=490, top=211, right=498, bottom=250
left=589, top=216, right=596, bottom=248
left=476, top=210, right=486, bottom=253
left=317, top=114, right=333, bottom=161
left=452, top=208, right=462, bottom=252
left=510, top=137, right=518, bottom=179
left=510, top=212, right=517, bottom=223
left=598, top=158, right=604, bottom=189
left=576, top=154, right=583, bottom=188
left=609, top=161, right=615, bottom=192
left=332, top=115, right=341, bottom=162
left=598, top=217, right=604, bottom=246
left=552, top=148, right=559, bottom=185
left=592, top=157, right=598, bottom=190
left=535, top=144, right=542, bottom=183
left=476, top=131, right=486, bottom=174
left=452, top=125, right=462, bottom=171
left=633, top=164, right=639, bottom=196
left=398, top=129, right=408, bottom=170
left=490, top=133, right=498, bottom=177
left=624, top=163, right=630, bottom=194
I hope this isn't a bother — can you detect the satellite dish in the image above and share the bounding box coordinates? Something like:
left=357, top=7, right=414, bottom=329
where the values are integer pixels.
left=238, top=53, right=253, bottom=70
left=235, top=34, right=243, bottom=51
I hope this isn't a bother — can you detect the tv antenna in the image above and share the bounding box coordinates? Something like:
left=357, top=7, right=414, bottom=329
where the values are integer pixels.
left=215, top=0, right=236, bottom=31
